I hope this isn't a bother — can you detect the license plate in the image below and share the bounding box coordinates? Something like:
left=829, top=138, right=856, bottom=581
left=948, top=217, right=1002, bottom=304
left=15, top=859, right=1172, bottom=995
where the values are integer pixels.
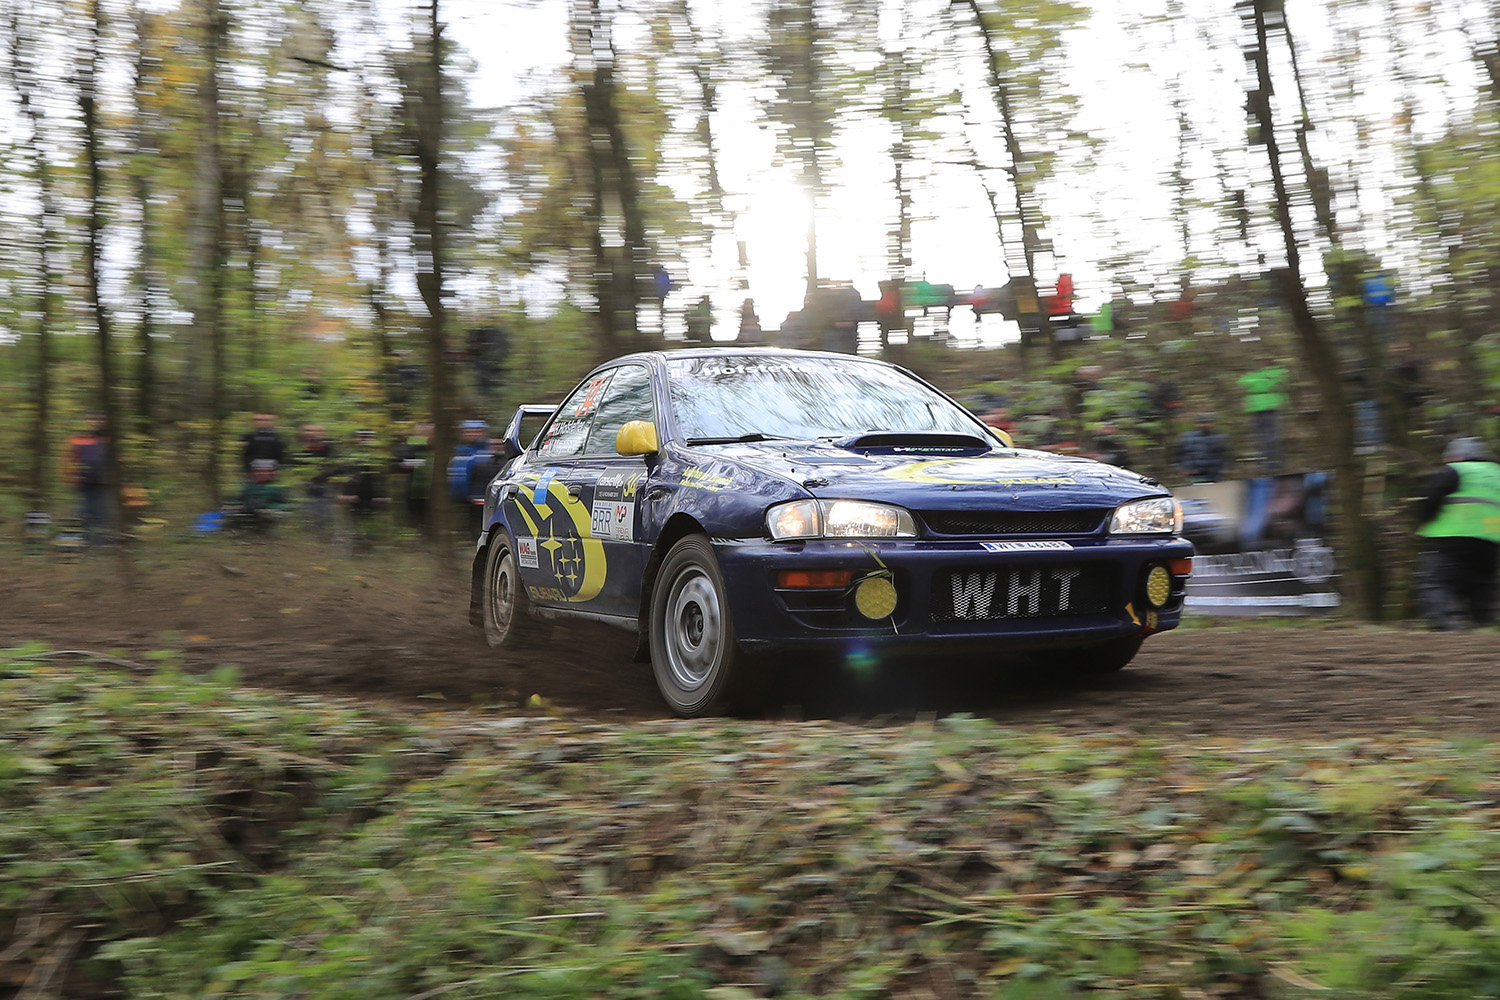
left=931, top=564, right=1110, bottom=621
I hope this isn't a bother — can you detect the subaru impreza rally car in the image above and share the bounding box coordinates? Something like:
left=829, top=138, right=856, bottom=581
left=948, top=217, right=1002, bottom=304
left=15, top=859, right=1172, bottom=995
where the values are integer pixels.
left=470, top=348, right=1192, bottom=716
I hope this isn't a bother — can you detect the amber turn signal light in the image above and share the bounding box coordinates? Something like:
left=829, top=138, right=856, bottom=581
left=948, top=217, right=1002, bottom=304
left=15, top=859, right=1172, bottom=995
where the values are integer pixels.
left=777, top=569, right=853, bottom=589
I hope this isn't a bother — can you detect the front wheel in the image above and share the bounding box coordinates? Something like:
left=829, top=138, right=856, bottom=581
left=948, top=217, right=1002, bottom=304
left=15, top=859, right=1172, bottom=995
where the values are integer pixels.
left=482, top=530, right=539, bottom=649
left=649, top=535, right=762, bottom=717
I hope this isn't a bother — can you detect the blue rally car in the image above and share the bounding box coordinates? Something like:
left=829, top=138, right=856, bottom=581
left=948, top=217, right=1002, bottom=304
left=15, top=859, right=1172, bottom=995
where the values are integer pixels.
left=470, top=348, right=1192, bottom=716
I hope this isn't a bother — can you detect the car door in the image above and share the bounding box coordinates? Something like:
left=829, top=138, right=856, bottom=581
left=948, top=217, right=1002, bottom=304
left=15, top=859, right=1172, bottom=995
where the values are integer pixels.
left=502, top=365, right=656, bottom=620
left=567, top=364, right=657, bottom=618
left=503, top=369, right=615, bottom=611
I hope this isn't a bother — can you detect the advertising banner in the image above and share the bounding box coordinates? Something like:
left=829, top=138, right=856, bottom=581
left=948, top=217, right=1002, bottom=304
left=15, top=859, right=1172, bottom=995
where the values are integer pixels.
left=1177, top=473, right=1340, bottom=615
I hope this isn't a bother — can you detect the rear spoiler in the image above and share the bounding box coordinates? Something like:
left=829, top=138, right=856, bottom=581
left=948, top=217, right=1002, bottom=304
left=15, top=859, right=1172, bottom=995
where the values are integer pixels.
left=502, top=405, right=557, bottom=462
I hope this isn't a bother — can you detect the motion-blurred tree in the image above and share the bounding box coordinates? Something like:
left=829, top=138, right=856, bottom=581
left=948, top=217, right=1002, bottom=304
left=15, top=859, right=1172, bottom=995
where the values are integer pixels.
left=79, top=0, right=127, bottom=535
left=4, top=0, right=61, bottom=508
left=1240, top=0, right=1382, bottom=620
left=950, top=0, right=1086, bottom=367
left=397, top=0, right=456, bottom=541
left=760, top=0, right=877, bottom=302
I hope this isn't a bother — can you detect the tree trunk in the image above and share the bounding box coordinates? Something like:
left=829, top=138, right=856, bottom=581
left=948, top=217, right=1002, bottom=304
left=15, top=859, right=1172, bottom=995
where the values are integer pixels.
left=1243, top=0, right=1382, bottom=620
left=80, top=0, right=126, bottom=538
left=416, top=0, right=453, bottom=545
left=10, top=34, right=54, bottom=510
left=132, top=13, right=156, bottom=440
left=953, top=0, right=1045, bottom=370
left=195, top=0, right=230, bottom=506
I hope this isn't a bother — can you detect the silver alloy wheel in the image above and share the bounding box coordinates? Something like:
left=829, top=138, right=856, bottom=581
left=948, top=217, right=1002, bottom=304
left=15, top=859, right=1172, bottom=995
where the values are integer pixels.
left=662, top=568, right=722, bottom=691
left=484, top=540, right=519, bottom=646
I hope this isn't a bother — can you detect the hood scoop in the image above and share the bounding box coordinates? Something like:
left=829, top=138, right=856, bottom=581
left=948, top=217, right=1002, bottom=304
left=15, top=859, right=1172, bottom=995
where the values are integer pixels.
left=832, top=432, right=994, bottom=454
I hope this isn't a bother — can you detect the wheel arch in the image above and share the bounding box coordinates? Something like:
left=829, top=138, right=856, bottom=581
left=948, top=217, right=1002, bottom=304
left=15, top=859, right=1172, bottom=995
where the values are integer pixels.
left=632, top=512, right=709, bottom=661
left=468, top=521, right=506, bottom=627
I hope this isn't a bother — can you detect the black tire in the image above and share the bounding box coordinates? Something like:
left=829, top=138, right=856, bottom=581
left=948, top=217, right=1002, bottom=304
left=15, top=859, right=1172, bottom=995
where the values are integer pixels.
left=1058, top=635, right=1144, bottom=674
left=482, top=530, right=539, bottom=649
left=649, top=535, right=762, bottom=717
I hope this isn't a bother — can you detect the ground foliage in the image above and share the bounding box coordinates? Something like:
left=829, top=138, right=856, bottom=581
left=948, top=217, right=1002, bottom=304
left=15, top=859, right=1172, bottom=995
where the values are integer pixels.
left=5, top=647, right=1500, bottom=998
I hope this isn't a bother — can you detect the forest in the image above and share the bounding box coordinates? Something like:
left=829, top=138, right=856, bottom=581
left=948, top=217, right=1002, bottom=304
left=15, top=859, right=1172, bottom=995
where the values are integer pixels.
left=1, top=0, right=1499, bottom=619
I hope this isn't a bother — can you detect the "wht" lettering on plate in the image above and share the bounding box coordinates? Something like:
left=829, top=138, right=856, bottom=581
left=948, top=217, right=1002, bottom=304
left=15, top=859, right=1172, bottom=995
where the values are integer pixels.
left=950, top=567, right=1083, bottom=618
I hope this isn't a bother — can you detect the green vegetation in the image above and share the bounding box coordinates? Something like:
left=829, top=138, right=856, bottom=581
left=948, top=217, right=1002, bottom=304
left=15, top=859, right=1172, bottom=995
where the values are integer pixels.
left=6, top=645, right=1500, bottom=997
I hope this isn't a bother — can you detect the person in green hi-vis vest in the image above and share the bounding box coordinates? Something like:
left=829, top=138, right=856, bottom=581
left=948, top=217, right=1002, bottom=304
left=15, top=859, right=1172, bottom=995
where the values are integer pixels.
left=1238, top=362, right=1288, bottom=471
left=1414, top=437, right=1500, bottom=630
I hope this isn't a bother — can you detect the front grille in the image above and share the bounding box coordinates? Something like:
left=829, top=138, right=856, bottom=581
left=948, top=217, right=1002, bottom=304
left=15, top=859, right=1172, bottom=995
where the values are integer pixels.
left=920, top=509, right=1108, bottom=536
left=929, top=563, right=1114, bottom=622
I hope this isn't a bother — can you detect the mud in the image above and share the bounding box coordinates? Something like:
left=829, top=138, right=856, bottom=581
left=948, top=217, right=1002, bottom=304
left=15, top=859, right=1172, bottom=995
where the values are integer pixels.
left=4, top=541, right=1497, bottom=739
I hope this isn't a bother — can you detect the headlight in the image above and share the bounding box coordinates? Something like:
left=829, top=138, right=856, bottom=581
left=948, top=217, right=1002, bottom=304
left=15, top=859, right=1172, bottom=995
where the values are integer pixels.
left=766, top=499, right=917, bottom=540
left=1110, top=497, right=1182, bottom=535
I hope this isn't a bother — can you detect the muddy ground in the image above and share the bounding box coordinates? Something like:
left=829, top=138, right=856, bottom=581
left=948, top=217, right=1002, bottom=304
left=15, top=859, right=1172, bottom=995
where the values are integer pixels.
left=3, top=540, right=1497, bottom=739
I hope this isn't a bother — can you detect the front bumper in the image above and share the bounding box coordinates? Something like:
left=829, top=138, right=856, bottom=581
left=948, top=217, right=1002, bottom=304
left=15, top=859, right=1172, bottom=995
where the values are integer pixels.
left=715, top=535, right=1193, bottom=655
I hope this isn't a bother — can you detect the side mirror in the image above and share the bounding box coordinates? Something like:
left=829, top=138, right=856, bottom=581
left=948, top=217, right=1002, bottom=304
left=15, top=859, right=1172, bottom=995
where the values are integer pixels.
left=616, top=420, right=660, bottom=456
left=992, top=427, right=1014, bottom=448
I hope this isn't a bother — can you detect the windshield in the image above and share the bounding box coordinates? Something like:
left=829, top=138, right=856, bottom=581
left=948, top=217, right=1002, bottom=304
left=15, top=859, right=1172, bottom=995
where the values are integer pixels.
left=667, top=355, right=987, bottom=442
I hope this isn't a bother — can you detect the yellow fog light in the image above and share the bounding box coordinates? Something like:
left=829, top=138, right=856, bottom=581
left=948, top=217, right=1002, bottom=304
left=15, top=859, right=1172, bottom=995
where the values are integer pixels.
left=1145, top=565, right=1172, bottom=609
left=854, top=575, right=898, bottom=620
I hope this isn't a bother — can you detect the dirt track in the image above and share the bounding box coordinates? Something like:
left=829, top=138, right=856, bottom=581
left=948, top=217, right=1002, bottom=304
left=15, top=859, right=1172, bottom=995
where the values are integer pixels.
left=4, top=541, right=1498, bottom=739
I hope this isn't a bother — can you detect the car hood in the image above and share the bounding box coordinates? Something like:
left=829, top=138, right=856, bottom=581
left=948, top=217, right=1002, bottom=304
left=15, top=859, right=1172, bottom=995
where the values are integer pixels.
left=700, top=441, right=1166, bottom=512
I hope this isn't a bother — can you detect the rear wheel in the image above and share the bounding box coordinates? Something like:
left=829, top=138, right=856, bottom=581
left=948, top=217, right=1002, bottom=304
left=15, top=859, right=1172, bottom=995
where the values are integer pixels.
left=482, top=530, right=539, bottom=649
left=649, top=535, right=763, bottom=716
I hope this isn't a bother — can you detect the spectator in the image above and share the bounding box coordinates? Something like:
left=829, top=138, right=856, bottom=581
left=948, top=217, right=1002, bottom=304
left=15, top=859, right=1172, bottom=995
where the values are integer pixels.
left=241, top=412, right=288, bottom=476
left=393, top=422, right=433, bottom=535
left=230, top=459, right=292, bottom=532
left=981, top=405, right=1016, bottom=442
left=1413, top=437, right=1500, bottom=630
left=465, top=436, right=508, bottom=538
left=292, top=423, right=338, bottom=540
left=737, top=298, right=762, bottom=345
left=685, top=295, right=713, bottom=344
left=61, top=412, right=111, bottom=542
left=338, top=429, right=388, bottom=553
left=1238, top=361, right=1289, bottom=470
left=1090, top=421, right=1132, bottom=469
left=448, top=420, right=488, bottom=538
left=1390, top=341, right=1428, bottom=439
left=1175, top=413, right=1230, bottom=483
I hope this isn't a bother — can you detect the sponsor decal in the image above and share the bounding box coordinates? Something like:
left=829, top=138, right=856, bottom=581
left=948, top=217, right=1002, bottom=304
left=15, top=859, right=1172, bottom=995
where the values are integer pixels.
left=684, top=359, right=827, bottom=378
left=538, top=418, right=590, bottom=456
left=516, top=536, right=539, bottom=569
left=533, top=468, right=559, bottom=503
left=884, top=458, right=1078, bottom=487
left=596, top=469, right=645, bottom=502
left=571, top=373, right=611, bottom=417
left=981, top=540, right=1073, bottom=552
left=590, top=500, right=635, bottom=541
left=680, top=466, right=734, bottom=492
left=507, top=476, right=606, bottom=604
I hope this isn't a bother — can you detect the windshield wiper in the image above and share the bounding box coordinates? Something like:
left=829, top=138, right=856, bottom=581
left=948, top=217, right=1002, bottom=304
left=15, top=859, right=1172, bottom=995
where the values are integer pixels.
left=685, top=432, right=791, bottom=445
